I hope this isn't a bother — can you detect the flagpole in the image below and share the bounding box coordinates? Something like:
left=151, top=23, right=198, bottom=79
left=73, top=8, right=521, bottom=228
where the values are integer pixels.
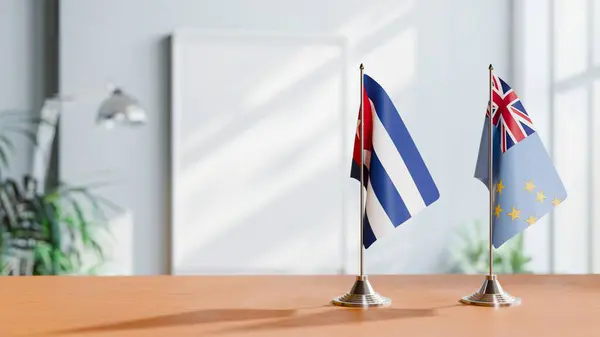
left=331, top=63, right=390, bottom=308
left=459, top=64, right=520, bottom=307
left=359, top=63, right=365, bottom=278
left=488, top=64, right=494, bottom=277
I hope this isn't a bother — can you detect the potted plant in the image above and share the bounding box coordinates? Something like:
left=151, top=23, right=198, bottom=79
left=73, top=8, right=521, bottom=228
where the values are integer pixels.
left=0, top=110, right=118, bottom=275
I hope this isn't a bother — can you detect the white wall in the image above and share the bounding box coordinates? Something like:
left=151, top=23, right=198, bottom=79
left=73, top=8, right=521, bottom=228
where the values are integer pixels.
left=0, top=0, right=46, bottom=179
left=59, top=0, right=512, bottom=275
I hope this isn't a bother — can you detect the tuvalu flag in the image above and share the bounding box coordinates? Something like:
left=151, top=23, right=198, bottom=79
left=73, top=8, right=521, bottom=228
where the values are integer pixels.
left=351, top=74, right=439, bottom=248
left=474, top=74, right=567, bottom=248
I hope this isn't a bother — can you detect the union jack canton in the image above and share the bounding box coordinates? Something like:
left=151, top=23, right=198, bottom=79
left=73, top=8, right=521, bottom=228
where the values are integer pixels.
left=487, top=75, right=535, bottom=153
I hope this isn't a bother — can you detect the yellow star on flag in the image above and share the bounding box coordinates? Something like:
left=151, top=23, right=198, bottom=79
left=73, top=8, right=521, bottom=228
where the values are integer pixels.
left=494, top=204, right=503, bottom=218
left=507, top=207, right=521, bottom=221
left=524, top=180, right=535, bottom=193
left=536, top=191, right=546, bottom=203
left=496, top=180, right=505, bottom=194
left=552, top=197, right=561, bottom=206
left=525, top=215, right=537, bottom=225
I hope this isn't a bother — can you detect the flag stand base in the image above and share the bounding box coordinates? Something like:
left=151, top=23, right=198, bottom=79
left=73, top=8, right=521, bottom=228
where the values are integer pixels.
left=331, top=275, right=391, bottom=308
left=460, top=274, right=521, bottom=307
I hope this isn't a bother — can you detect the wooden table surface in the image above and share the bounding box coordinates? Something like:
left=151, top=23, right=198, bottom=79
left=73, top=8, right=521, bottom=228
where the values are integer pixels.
left=1, top=275, right=599, bottom=337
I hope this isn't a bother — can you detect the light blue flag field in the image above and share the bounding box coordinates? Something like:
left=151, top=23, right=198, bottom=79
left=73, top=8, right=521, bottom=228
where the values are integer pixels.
left=474, top=74, right=567, bottom=248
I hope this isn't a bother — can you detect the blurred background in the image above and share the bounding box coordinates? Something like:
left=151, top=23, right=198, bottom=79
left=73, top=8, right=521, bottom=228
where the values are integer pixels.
left=0, top=0, right=597, bottom=276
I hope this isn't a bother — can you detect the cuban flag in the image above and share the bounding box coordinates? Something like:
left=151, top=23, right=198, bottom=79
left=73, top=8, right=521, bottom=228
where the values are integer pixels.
left=351, top=74, right=440, bottom=248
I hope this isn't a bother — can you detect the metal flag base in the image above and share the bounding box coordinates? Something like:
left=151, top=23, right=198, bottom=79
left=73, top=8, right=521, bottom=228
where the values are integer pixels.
left=460, top=274, right=521, bottom=307
left=331, top=275, right=391, bottom=308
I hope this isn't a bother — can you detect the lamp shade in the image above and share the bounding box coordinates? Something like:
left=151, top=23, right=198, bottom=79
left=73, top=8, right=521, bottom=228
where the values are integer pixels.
left=96, top=88, right=147, bottom=128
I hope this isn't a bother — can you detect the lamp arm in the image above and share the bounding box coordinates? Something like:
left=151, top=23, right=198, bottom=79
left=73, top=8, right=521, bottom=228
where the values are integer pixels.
left=47, top=83, right=117, bottom=104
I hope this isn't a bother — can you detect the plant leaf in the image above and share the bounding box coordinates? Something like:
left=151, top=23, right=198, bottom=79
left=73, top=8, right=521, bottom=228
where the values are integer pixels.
left=0, top=148, right=9, bottom=168
left=34, top=243, right=53, bottom=272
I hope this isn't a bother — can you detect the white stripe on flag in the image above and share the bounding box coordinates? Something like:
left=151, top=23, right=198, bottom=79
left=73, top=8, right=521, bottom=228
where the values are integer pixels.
left=370, top=99, right=427, bottom=216
left=366, top=180, right=396, bottom=239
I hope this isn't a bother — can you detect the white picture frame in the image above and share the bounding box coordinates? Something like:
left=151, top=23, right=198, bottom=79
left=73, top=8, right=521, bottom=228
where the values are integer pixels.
left=170, top=29, right=352, bottom=275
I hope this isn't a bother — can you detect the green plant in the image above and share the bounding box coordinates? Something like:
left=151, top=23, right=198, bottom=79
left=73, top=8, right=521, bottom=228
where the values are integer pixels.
left=0, top=177, right=119, bottom=275
left=0, top=110, right=119, bottom=275
left=449, top=219, right=532, bottom=274
left=41, top=182, right=118, bottom=275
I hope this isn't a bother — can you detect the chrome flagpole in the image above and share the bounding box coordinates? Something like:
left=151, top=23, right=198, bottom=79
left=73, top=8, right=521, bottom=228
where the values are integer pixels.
left=332, top=64, right=390, bottom=308
left=460, top=64, right=520, bottom=307
left=489, top=64, right=495, bottom=278
left=360, top=62, right=365, bottom=278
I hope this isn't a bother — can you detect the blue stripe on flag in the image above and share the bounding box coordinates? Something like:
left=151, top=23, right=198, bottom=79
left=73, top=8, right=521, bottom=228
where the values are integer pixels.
left=369, top=150, right=411, bottom=227
left=364, top=74, right=439, bottom=206
left=363, top=215, right=377, bottom=249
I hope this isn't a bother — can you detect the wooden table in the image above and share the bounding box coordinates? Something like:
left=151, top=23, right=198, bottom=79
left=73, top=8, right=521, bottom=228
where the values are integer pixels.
left=1, top=275, right=599, bottom=337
